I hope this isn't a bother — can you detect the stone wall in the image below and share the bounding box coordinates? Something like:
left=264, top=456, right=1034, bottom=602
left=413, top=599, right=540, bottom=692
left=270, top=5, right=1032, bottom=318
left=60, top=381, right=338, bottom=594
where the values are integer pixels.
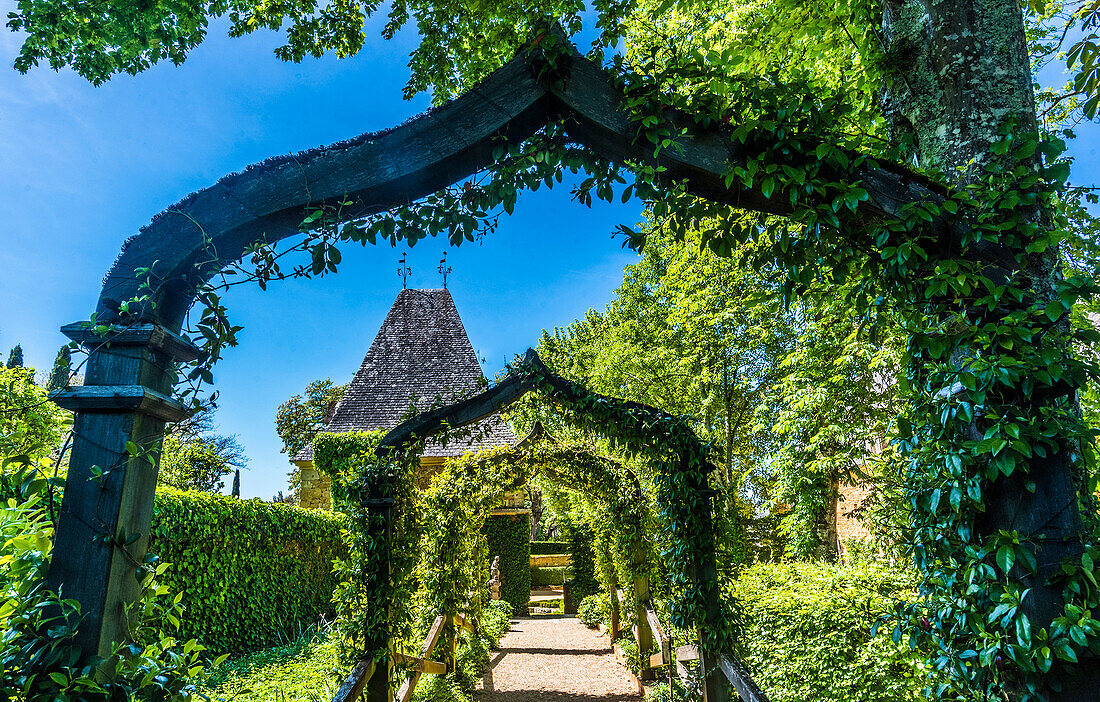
left=298, top=465, right=332, bottom=511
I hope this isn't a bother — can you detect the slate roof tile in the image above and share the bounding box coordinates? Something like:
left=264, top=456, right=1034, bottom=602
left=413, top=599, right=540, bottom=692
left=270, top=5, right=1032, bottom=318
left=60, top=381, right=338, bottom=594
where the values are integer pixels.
left=293, top=288, right=515, bottom=461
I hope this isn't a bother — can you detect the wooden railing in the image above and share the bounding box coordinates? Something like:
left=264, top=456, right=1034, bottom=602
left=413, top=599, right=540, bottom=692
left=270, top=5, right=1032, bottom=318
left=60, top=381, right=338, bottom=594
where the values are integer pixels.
left=333, top=610, right=479, bottom=702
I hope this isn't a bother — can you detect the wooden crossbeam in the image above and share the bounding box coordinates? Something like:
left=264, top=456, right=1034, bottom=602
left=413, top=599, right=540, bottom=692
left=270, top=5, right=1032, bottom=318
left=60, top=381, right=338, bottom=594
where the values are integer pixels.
left=644, top=604, right=671, bottom=668
left=677, top=645, right=700, bottom=662
left=719, top=654, right=770, bottom=702
left=333, top=659, right=376, bottom=702
left=392, top=652, right=446, bottom=676
left=394, top=614, right=447, bottom=702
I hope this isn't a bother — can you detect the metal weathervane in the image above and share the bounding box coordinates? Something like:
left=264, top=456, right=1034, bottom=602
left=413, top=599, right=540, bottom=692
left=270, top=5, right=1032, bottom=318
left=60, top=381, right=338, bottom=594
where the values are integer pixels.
left=398, top=252, right=411, bottom=289
left=438, top=251, right=452, bottom=288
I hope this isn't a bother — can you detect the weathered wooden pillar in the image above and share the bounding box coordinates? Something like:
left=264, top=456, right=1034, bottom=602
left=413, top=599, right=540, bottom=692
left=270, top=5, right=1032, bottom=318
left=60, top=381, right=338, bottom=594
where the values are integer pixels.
left=48, top=323, right=197, bottom=660
left=634, top=572, right=654, bottom=681
left=363, top=479, right=396, bottom=702
left=605, top=547, right=621, bottom=642
left=694, top=484, right=730, bottom=702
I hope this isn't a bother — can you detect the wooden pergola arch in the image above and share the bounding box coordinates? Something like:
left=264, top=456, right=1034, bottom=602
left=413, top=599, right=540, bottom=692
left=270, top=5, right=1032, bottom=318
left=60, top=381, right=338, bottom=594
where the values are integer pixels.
left=371, top=349, right=758, bottom=702
left=45, top=23, right=1004, bottom=686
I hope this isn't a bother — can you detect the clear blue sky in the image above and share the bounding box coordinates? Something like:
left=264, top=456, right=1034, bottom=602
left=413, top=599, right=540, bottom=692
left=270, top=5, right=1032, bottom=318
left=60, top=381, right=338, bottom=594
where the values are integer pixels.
left=1, top=11, right=1096, bottom=500
left=0, top=14, right=643, bottom=499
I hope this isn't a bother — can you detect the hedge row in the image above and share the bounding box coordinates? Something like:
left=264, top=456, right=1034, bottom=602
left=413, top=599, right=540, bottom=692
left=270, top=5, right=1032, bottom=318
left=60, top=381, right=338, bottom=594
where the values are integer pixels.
left=733, top=561, right=927, bottom=702
left=482, top=512, right=530, bottom=613
left=150, top=489, right=346, bottom=654
left=531, top=565, right=569, bottom=587
left=530, top=540, right=569, bottom=555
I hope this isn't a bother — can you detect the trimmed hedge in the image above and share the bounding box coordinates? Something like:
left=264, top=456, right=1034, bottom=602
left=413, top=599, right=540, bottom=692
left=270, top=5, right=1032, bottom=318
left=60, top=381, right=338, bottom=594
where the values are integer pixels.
left=531, top=565, right=569, bottom=587
left=482, top=512, right=530, bottom=613
left=150, top=489, right=346, bottom=654
left=530, top=541, right=568, bottom=555
left=733, top=561, right=927, bottom=702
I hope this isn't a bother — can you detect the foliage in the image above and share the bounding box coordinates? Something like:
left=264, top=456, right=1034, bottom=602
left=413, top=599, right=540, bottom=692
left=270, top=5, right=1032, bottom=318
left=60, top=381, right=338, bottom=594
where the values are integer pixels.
left=158, top=433, right=235, bottom=493
left=313, top=432, right=420, bottom=664
left=732, top=561, right=927, bottom=702
left=531, top=565, right=569, bottom=587
left=0, top=470, right=221, bottom=701
left=276, top=377, right=346, bottom=500
left=46, top=344, right=72, bottom=393
left=483, top=512, right=532, bottom=614
left=577, top=592, right=611, bottom=629
left=530, top=540, right=568, bottom=554
left=6, top=345, right=23, bottom=369
left=150, top=488, right=346, bottom=654
left=202, top=633, right=348, bottom=702
left=0, top=365, right=69, bottom=462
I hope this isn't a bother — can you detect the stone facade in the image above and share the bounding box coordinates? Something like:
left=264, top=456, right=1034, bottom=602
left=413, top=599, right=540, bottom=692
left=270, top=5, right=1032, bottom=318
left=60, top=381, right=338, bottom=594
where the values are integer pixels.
left=298, top=466, right=333, bottom=511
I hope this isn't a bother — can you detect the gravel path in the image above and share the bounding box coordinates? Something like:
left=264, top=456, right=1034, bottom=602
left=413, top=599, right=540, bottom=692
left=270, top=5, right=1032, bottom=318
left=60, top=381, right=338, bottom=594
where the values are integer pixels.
left=475, top=616, right=641, bottom=702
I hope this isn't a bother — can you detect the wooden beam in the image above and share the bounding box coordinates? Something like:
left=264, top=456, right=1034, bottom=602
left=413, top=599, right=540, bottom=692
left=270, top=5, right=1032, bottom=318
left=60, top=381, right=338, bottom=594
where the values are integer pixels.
left=333, top=659, right=377, bottom=702
left=52, top=385, right=190, bottom=422
left=718, top=654, right=771, bottom=702
left=677, top=645, right=700, bottom=662
left=393, top=614, right=447, bottom=702
left=392, top=652, right=446, bottom=676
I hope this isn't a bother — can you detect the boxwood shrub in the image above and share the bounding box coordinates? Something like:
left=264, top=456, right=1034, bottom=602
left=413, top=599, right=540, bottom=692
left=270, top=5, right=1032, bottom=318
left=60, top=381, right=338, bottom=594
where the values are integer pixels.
left=482, top=512, right=530, bottom=613
left=150, top=489, right=346, bottom=654
left=530, top=565, right=569, bottom=587
left=530, top=540, right=568, bottom=555
left=733, top=561, right=928, bottom=702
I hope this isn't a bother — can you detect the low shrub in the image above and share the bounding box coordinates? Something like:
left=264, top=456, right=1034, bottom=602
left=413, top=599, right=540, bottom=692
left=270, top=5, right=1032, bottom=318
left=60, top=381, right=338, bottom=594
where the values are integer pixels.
left=732, top=561, right=927, bottom=702
left=530, top=540, right=569, bottom=555
left=202, top=632, right=347, bottom=702
left=150, top=489, right=346, bottom=654
left=530, top=565, right=569, bottom=587
left=644, top=680, right=693, bottom=702
left=577, top=593, right=611, bottom=629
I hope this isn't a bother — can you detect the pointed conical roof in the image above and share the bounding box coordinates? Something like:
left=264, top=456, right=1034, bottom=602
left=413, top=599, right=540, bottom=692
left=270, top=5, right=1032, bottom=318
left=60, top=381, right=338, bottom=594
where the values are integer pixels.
left=293, top=288, right=514, bottom=461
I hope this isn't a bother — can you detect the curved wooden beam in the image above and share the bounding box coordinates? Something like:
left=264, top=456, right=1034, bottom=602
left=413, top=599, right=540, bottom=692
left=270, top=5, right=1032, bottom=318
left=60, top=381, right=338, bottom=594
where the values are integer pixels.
left=94, top=33, right=987, bottom=331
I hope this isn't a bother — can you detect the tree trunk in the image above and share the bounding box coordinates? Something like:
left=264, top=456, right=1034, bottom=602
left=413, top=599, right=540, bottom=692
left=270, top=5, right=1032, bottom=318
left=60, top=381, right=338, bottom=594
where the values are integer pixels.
left=883, top=0, right=1097, bottom=697
left=812, top=471, right=840, bottom=562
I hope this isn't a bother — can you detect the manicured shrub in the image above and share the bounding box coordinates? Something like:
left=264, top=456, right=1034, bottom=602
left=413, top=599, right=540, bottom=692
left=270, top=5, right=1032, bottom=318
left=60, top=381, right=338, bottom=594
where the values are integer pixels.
left=150, top=489, right=346, bottom=654
left=530, top=540, right=568, bottom=555
left=577, top=593, right=610, bottom=629
left=732, top=561, right=927, bottom=702
left=530, top=565, right=569, bottom=587
left=482, top=512, right=530, bottom=613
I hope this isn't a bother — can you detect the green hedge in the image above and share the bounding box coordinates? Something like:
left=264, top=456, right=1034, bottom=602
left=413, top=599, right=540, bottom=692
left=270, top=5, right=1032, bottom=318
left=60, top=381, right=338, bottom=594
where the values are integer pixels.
left=733, top=561, right=927, bottom=702
left=150, top=489, right=346, bottom=654
left=530, top=540, right=568, bottom=555
left=482, top=512, right=530, bottom=613
left=531, top=565, right=569, bottom=587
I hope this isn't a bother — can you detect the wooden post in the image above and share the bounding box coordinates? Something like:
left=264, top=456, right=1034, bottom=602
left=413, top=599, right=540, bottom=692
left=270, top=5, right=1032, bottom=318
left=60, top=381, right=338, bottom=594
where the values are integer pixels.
left=634, top=573, right=654, bottom=681
left=606, top=550, right=621, bottom=642
left=47, top=323, right=197, bottom=660
left=694, top=482, right=730, bottom=702
left=362, top=473, right=396, bottom=702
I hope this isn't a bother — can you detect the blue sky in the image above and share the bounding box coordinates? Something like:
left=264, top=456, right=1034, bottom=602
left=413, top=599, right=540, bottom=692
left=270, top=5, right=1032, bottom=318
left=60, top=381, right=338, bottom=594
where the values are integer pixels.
left=0, top=13, right=643, bottom=498
left=1, top=10, right=1097, bottom=499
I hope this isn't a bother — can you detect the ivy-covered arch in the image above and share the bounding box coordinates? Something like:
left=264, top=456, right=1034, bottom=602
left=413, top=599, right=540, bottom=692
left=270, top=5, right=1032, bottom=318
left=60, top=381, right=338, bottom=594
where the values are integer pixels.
left=42, top=18, right=1099, bottom=702
left=331, top=349, right=734, bottom=701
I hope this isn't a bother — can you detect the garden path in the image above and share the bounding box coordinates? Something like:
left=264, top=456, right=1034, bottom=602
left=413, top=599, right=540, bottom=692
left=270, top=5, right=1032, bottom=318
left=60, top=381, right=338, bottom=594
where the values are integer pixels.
left=474, top=616, right=641, bottom=702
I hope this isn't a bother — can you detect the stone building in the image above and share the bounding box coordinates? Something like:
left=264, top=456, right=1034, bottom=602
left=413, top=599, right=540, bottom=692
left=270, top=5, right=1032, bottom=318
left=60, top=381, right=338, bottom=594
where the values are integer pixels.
left=291, top=288, right=515, bottom=509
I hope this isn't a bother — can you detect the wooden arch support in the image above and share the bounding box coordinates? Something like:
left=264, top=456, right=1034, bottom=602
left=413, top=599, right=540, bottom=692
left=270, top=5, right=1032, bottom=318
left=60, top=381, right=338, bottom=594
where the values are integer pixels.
left=49, top=27, right=969, bottom=670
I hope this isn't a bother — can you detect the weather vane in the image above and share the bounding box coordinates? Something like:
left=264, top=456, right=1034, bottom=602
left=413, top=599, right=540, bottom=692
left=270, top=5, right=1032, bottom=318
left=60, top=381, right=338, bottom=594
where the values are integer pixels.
left=398, top=252, right=411, bottom=289
left=438, top=251, right=452, bottom=288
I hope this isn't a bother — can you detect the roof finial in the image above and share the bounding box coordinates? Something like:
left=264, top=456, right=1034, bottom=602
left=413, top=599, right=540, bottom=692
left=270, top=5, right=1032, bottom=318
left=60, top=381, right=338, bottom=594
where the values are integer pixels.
left=398, top=252, right=411, bottom=289
left=438, top=251, right=452, bottom=288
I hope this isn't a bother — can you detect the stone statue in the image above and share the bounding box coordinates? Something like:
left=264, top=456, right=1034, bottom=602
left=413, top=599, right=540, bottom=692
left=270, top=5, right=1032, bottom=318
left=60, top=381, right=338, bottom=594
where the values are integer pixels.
left=489, top=555, right=502, bottom=600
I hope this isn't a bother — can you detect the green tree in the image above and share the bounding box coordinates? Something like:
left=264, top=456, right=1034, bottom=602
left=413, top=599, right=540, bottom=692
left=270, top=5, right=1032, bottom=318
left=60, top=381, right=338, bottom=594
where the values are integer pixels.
left=46, top=345, right=71, bottom=393
left=231, top=469, right=240, bottom=497
left=276, top=378, right=346, bottom=499
left=158, top=434, right=233, bottom=493
left=6, top=345, right=23, bottom=369
left=0, top=365, right=69, bottom=462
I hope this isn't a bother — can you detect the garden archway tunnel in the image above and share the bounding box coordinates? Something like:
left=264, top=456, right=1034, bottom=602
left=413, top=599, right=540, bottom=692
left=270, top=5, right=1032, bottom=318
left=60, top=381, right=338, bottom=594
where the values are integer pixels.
left=46, top=22, right=1096, bottom=702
